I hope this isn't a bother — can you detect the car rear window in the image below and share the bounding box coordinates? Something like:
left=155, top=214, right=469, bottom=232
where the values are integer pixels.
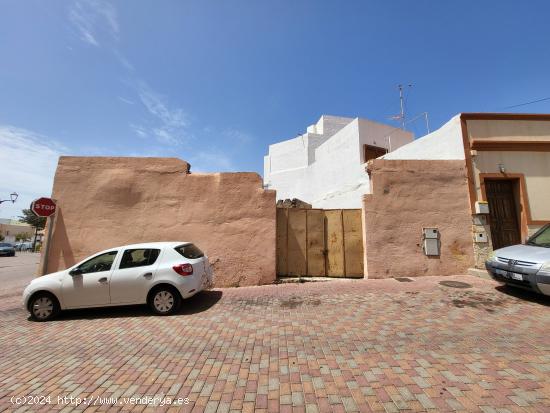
left=119, top=249, right=161, bottom=269
left=175, top=244, right=204, bottom=259
left=0, top=243, right=12, bottom=247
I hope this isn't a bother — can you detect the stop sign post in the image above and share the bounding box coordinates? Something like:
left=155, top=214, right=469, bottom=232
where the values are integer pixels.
left=30, top=197, right=57, bottom=276
left=31, top=197, right=57, bottom=218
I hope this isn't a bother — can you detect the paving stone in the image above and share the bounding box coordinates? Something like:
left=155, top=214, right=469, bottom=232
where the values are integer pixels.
left=416, top=393, right=436, bottom=410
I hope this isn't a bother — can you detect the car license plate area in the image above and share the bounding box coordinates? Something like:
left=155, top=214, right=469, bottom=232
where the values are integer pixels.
left=495, top=268, right=523, bottom=281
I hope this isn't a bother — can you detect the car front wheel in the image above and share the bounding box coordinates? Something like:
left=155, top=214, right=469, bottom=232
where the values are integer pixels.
left=29, top=292, right=60, bottom=321
left=148, top=286, right=181, bottom=315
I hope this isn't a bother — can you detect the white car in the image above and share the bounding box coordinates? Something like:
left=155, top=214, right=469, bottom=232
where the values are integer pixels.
left=23, top=242, right=213, bottom=321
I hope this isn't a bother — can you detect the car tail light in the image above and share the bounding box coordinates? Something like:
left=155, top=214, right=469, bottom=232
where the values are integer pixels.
left=173, top=263, right=193, bottom=276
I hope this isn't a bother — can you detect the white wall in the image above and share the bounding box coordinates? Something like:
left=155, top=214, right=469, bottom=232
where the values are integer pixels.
left=264, top=116, right=355, bottom=204
left=310, top=115, right=356, bottom=137
left=266, top=135, right=308, bottom=173
left=383, top=115, right=465, bottom=160
left=309, top=120, right=362, bottom=208
left=264, top=115, right=414, bottom=208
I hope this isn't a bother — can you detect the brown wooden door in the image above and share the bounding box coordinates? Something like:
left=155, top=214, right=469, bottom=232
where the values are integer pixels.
left=485, top=180, right=521, bottom=249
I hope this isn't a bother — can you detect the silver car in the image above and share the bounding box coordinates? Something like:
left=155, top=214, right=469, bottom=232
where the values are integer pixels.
left=485, top=223, right=550, bottom=296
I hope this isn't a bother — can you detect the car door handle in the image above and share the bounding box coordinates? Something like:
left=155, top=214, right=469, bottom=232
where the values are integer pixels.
left=142, top=272, right=153, bottom=278
left=98, top=277, right=108, bottom=283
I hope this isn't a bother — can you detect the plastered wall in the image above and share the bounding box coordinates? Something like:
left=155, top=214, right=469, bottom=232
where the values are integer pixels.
left=40, top=157, right=276, bottom=287
left=363, top=159, right=474, bottom=278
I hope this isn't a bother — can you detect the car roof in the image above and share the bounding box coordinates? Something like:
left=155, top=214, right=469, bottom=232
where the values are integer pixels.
left=93, top=241, right=191, bottom=255
left=118, top=241, right=190, bottom=249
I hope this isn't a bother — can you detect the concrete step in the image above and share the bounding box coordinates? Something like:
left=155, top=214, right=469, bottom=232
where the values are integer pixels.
left=276, top=277, right=357, bottom=284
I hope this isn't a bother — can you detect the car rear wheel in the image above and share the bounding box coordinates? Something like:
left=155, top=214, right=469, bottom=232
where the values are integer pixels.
left=148, top=286, right=181, bottom=315
left=29, top=292, right=60, bottom=321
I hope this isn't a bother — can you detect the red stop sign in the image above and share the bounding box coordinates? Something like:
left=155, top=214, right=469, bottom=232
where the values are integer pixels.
left=31, top=197, right=57, bottom=217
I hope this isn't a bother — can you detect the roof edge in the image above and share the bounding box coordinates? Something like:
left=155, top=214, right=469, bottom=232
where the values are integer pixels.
left=460, top=112, right=550, bottom=121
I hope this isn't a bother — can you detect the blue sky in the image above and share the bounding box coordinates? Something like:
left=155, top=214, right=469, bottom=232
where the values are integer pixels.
left=1, top=0, right=550, bottom=219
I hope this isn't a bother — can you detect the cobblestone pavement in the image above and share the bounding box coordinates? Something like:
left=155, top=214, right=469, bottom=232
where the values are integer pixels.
left=0, top=273, right=549, bottom=412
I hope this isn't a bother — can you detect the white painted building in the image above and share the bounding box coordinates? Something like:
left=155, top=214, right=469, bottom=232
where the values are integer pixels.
left=382, top=114, right=465, bottom=160
left=264, top=115, right=414, bottom=208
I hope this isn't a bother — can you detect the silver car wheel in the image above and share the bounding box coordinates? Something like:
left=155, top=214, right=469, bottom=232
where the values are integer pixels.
left=33, top=297, right=54, bottom=320
left=153, top=290, right=174, bottom=313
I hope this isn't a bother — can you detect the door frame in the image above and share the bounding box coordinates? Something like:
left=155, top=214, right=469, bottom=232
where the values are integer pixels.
left=479, top=173, right=542, bottom=242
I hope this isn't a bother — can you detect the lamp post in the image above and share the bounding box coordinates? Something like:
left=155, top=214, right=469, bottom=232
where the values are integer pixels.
left=0, top=192, right=18, bottom=205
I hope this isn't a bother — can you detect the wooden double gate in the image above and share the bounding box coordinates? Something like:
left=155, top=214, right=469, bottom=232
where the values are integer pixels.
left=276, top=208, right=364, bottom=278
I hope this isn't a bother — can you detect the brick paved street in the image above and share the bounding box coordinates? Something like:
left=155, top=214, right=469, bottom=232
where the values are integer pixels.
left=0, top=267, right=549, bottom=412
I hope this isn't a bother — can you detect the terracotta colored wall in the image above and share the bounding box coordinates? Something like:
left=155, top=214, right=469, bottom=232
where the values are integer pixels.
left=40, top=157, right=276, bottom=287
left=363, top=159, right=474, bottom=278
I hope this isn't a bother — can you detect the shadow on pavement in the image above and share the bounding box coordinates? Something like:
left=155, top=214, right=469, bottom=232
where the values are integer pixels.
left=496, top=285, right=550, bottom=306
left=44, top=290, right=223, bottom=322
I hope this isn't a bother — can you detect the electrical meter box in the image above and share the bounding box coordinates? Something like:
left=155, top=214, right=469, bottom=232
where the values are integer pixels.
left=474, top=232, right=488, bottom=243
left=423, top=239, right=440, bottom=256
left=473, top=215, right=487, bottom=226
left=422, top=228, right=440, bottom=256
left=475, top=201, right=489, bottom=214
left=423, top=228, right=439, bottom=239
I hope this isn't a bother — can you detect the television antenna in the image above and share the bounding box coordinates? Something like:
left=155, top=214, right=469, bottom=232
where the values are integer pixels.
left=387, top=83, right=430, bottom=135
left=389, top=84, right=412, bottom=129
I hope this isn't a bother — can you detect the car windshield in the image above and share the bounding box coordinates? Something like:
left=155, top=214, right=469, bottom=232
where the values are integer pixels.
left=0, top=243, right=13, bottom=247
left=526, top=224, right=550, bottom=248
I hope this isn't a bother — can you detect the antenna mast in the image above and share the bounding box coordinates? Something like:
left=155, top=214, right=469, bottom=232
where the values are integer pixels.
left=396, top=84, right=412, bottom=130
left=388, top=84, right=430, bottom=136
left=398, top=84, right=405, bottom=129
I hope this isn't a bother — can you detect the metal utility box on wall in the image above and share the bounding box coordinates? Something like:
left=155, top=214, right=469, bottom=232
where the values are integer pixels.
left=475, top=201, right=489, bottom=214
left=474, top=232, right=488, bottom=243
left=422, top=228, right=440, bottom=256
left=423, top=228, right=438, bottom=239
left=473, top=214, right=488, bottom=226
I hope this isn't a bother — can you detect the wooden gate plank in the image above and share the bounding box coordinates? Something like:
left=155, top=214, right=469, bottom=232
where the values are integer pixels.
left=287, top=209, right=307, bottom=276
left=276, top=208, right=288, bottom=276
left=306, top=209, right=325, bottom=276
left=343, top=210, right=364, bottom=277
left=325, top=210, right=345, bottom=277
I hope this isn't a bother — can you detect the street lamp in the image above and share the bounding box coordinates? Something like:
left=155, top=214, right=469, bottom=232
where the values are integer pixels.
left=0, top=192, right=18, bottom=205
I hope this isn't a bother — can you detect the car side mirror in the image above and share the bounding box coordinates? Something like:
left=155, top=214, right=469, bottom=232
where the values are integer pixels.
left=69, top=268, right=83, bottom=276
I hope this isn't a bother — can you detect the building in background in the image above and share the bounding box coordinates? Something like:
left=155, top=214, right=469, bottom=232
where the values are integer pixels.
left=0, top=219, right=34, bottom=244
left=264, top=115, right=413, bottom=208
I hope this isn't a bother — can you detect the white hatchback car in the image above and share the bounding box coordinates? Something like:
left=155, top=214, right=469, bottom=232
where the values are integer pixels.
left=23, top=242, right=213, bottom=321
